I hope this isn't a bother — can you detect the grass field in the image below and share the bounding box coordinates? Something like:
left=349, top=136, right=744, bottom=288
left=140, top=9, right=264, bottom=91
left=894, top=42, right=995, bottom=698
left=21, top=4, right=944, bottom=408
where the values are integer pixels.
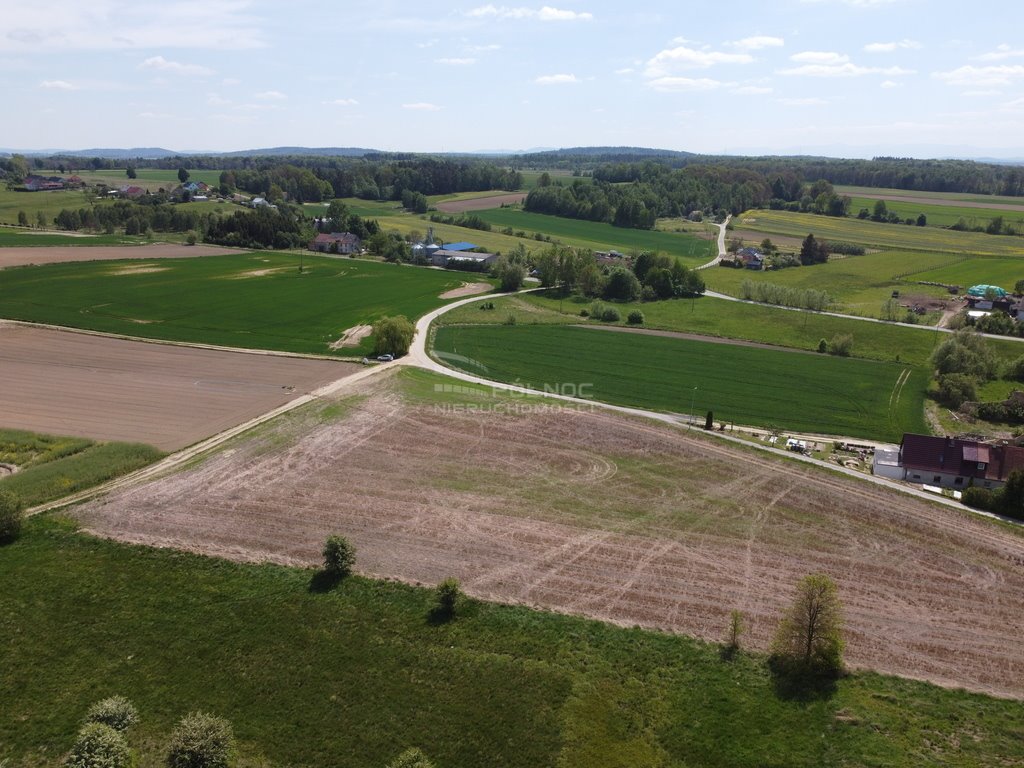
left=0, top=254, right=471, bottom=356
left=738, top=210, right=1024, bottom=256
left=835, top=185, right=1024, bottom=207
left=43, top=168, right=225, bottom=192
left=847, top=196, right=1024, bottom=230
left=0, top=227, right=149, bottom=247
left=909, top=257, right=1024, bottom=291
left=433, top=324, right=927, bottom=440
left=0, top=428, right=161, bottom=506
left=4, top=517, right=1023, bottom=768
left=474, top=207, right=715, bottom=264
left=0, top=187, right=99, bottom=227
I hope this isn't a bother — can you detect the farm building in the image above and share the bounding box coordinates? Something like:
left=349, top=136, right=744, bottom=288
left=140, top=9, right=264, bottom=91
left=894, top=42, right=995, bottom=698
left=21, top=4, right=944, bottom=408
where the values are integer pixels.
left=23, top=175, right=66, bottom=191
left=898, top=433, right=1024, bottom=490
left=736, top=247, right=765, bottom=270
left=442, top=241, right=478, bottom=252
left=432, top=250, right=498, bottom=269
left=309, top=232, right=361, bottom=254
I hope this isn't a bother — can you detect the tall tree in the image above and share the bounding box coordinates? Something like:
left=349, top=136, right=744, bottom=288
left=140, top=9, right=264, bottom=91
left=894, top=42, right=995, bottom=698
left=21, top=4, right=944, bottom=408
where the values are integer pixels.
left=177, top=167, right=190, bottom=184
left=770, top=573, right=844, bottom=675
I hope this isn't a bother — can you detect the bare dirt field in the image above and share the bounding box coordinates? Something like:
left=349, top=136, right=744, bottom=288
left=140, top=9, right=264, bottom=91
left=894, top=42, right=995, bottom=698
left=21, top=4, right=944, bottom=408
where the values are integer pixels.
left=435, top=193, right=526, bottom=213
left=75, top=370, right=1024, bottom=698
left=439, top=282, right=492, bottom=299
left=0, top=323, right=356, bottom=450
left=0, top=242, right=246, bottom=269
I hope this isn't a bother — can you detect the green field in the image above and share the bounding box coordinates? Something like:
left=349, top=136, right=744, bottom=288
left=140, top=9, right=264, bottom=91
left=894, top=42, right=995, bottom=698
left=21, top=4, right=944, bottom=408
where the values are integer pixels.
left=474, top=208, right=714, bottom=265
left=0, top=226, right=149, bottom=247
left=738, top=210, right=1024, bottom=256
left=48, top=168, right=225, bottom=191
left=0, top=187, right=101, bottom=227
left=908, top=257, right=1024, bottom=291
left=433, top=324, right=927, bottom=440
left=847, top=196, right=1024, bottom=231
left=0, top=429, right=162, bottom=506
left=835, top=185, right=1024, bottom=207
left=3, top=517, right=1022, bottom=767
left=0, top=254, right=474, bottom=356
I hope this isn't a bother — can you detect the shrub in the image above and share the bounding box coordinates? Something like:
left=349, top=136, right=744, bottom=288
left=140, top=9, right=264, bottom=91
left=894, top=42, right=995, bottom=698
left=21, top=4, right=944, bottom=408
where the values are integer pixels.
left=603, top=267, right=641, bottom=302
left=578, top=309, right=589, bottom=317
left=166, top=712, right=235, bottom=768
left=828, top=334, right=853, bottom=357
left=600, top=307, right=621, bottom=323
left=0, top=490, right=24, bottom=544
left=503, top=313, right=517, bottom=326
left=932, top=331, right=998, bottom=381
left=435, top=578, right=462, bottom=619
left=962, top=486, right=995, bottom=511
left=85, top=696, right=139, bottom=732
left=185, top=231, right=198, bottom=246
left=817, top=338, right=827, bottom=354
left=65, top=723, right=131, bottom=768
left=1005, top=356, right=1024, bottom=382
left=322, top=535, right=356, bottom=578
left=627, top=310, right=644, bottom=325
left=936, top=373, right=977, bottom=408
left=387, top=748, right=435, bottom=768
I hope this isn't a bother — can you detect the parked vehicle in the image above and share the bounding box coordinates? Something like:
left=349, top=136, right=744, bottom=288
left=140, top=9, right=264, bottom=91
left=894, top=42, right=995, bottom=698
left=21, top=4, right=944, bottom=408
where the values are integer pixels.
left=376, top=353, right=394, bottom=362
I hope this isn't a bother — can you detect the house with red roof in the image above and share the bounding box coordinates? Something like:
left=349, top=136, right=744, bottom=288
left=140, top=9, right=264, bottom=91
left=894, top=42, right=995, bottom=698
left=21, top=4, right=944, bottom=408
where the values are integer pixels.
left=309, top=232, right=361, bottom=254
left=898, top=433, right=1024, bottom=490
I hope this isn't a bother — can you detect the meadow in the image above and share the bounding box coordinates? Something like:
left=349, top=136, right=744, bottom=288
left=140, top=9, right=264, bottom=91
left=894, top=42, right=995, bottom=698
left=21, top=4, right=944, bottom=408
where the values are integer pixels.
left=0, top=187, right=100, bottom=227
left=0, top=226, right=148, bottom=247
left=834, top=185, right=1024, bottom=207
left=909, top=257, right=1024, bottom=291
left=47, top=168, right=225, bottom=192
left=846, top=196, right=1024, bottom=230
left=738, top=210, right=1024, bottom=255
left=0, top=428, right=161, bottom=506
left=475, top=207, right=715, bottom=264
left=432, top=324, right=927, bottom=440
left=3, top=517, right=1022, bottom=768
left=0, top=254, right=472, bottom=356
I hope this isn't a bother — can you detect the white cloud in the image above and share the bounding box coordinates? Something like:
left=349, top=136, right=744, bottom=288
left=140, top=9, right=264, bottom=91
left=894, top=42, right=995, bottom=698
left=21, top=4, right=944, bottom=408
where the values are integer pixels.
left=254, top=90, right=286, bottom=100
left=647, top=77, right=724, bottom=92
left=777, top=97, right=830, bottom=105
left=436, top=57, right=476, bottom=65
left=139, top=55, right=213, bottom=76
left=0, top=1, right=266, bottom=51
left=975, top=44, right=1024, bottom=62
left=880, top=80, right=900, bottom=88
left=614, top=67, right=634, bottom=75
left=864, top=39, right=921, bottom=53
left=734, top=85, right=773, bottom=95
left=403, top=102, right=442, bottom=111
left=416, top=38, right=439, bottom=48
left=467, top=43, right=502, bottom=53
left=645, top=45, right=753, bottom=78
left=535, top=73, right=578, bottom=85
left=466, top=5, right=593, bottom=21
left=934, top=65, right=1024, bottom=87
left=323, top=98, right=358, bottom=106
left=207, top=93, right=231, bottom=106
left=728, top=35, right=784, bottom=50
left=39, top=79, right=76, bottom=90
left=962, top=90, right=1001, bottom=97
left=790, top=51, right=849, bottom=64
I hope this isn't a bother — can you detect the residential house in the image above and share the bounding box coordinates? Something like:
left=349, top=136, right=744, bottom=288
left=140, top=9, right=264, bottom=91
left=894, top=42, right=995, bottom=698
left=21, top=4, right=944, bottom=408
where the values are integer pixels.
left=899, top=433, right=1024, bottom=490
left=309, top=232, right=361, bottom=254
left=736, top=247, right=765, bottom=270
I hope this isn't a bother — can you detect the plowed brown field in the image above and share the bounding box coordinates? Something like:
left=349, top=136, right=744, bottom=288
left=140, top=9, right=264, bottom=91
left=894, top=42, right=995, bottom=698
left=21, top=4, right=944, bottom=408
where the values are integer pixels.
left=0, top=323, right=356, bottom=449
left=75, top=371, right=1024, bottom=697
left=0, top=242, right=245, bottom=269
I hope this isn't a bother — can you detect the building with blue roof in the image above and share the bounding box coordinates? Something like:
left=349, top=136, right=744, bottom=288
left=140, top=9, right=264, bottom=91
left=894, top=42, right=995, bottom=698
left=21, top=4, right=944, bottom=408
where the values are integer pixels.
left=443, top=241, right=478, bottom=252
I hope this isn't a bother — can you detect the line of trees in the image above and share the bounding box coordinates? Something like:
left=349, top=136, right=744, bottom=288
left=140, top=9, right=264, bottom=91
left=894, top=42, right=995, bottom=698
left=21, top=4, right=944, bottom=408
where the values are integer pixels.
left=739, top=280, right=833, bottom=311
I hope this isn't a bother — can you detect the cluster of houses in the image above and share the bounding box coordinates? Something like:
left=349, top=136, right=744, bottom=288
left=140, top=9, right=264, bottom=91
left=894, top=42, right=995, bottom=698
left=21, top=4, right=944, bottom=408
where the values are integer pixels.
left=23, top=174, right=84, bottom=191
left=963, top=284, right=1024, bottom=321
left=874, top=432, right=1024, bottom=491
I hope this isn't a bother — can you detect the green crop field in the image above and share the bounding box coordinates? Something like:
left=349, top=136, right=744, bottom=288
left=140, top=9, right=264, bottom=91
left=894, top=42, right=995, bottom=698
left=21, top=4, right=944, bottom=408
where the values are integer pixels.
left=738, top=210, right=1024, bottom=256
left=835, top=185, right=1024, bottom=207
left=4, top=518, right=1022, bottom=768
left=846, top=196, right=1024, bottom=230
left=433, top=324, right=927, bottom=440
left=0, top=226, right=148, bottom=247
left=474, top=208, right=715, bottom=264
left=0, top=187, right=104, bottom=227
left=0, top=428, right=162, bottom=507
left=904, top=257, right=1024, bottom=291
left=51, top=168, right=225, bottom=191
left=0, top=254, right=475, bottom=356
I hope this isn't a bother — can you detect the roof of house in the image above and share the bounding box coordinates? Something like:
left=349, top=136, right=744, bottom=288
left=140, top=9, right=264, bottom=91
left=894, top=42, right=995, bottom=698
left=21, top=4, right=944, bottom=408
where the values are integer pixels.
left=901, top=433, right=1024, bottom=482
left=443, top=242, right=478, bottom=252
left=437, top=250, right=494, bottom=260
left=312, top=232, right=360, bottom=244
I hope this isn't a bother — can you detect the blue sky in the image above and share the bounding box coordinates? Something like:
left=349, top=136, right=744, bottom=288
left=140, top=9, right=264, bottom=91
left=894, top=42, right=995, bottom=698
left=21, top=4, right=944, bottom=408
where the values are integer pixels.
left=3, top=0, right=1023, bottom=157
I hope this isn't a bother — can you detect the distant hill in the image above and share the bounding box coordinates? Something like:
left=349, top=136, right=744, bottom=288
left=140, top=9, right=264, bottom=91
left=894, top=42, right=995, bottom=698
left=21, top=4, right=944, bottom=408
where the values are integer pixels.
left=520, top=146, right=696, bottom=159
left=216, top=146, right=379, bottom=158
left=0, top=146, right=380, bottom=160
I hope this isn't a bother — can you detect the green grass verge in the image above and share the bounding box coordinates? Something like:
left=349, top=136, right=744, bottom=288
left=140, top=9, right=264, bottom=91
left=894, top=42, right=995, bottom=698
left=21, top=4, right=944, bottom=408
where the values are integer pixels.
left=0, top=254, right=471, bottom=356
left=737, top=210, right=1024, bottom=255
left=473, top=208, right=715, bottom=265
left=0, top=428, right=162, bottom=506
left=3, top=519, right=1023, bottom=767
left=433, top=324, right=927, bottom=440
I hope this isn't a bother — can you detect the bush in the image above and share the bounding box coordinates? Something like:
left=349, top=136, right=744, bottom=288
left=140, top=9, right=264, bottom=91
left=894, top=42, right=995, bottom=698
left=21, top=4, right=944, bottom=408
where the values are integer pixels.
left=387, top=748, right=435, bottom=768
left=503, top=313, right=517, bottom=326
left=1005, top=356, right=1024, bottom=382
left=185, top=231, right=198, bottom=246
left=65, top=723, right=131, bottom=768
left=322, top=535, right=356, bottom=578
left=435, top=578, right=461, bottom=619
left=936, top=373, right=977, bottom=408
left=0, top=489, right=24, bottom=544
left=600, top=307, right=621, bottom=322
left=85, top=696, right=139, bottom=732
left=166, top=712, right=235, bottom=768
left=932, top=331, right=998, bottom=380
left=603, top=267, right=641, bottom=302
left=627, top=310, right=644, bottom=325
left=962, top=486, right=995, bottom=511
left=827, top=334, right=853, bottom=357
left=372, top=315, right=416, bottom=357
left=817, top=338, right=827, bottom=354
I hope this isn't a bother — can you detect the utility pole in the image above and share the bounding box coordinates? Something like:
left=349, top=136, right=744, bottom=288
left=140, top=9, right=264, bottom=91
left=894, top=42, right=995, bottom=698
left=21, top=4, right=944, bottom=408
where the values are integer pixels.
left=689, top=386, right=697, bottom=429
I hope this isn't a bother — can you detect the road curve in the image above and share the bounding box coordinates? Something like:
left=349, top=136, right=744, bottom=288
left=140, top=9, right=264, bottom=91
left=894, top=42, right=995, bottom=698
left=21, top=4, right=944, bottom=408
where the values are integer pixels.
left=697, top=214, right=731, bottom=270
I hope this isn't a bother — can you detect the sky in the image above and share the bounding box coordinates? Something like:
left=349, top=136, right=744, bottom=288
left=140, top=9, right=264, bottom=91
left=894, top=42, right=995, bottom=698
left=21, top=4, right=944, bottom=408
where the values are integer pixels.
left=2, top=0, right=1024, bottom=158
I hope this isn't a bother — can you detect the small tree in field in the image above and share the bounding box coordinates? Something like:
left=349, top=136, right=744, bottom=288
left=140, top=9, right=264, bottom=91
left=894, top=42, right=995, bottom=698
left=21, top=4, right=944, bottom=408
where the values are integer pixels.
left=373, top=315, right=416, bottom=357
left=387, top=748, right=435, bottom=768
left=65, top=723, right=131, bottom=768
left=0, top=490, right=24, bottom=544
left=704, top=410, right=714, bottom=430
left=322, top=535, right=356, bottom=578
left=770, top=573, right=844, bottom=677
left=85, top=696, right=139, bottom=732
left=166, top=712, right=235, bottom=768
left=435, top=578, right=462, bottom=619
left=723, top=609, right=745, bottom=658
